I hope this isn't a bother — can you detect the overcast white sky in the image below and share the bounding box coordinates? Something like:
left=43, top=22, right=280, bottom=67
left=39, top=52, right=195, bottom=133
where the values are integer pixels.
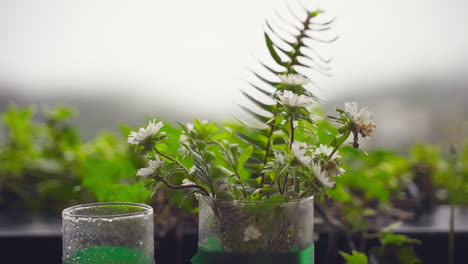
left=1, top=0, right=467, bottom=117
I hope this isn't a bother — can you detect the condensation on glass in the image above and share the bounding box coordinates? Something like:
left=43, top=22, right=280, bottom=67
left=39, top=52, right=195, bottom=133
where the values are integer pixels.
left=62, top=202, right=154, bottom=264
left=198, top=196, right=314, bottom=254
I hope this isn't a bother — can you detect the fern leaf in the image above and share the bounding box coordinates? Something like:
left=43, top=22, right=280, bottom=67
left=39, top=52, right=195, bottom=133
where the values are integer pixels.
left=237, top=7, right=335, bottom=177
left=258, top=60, right=285, bottom=76
left=234, top=132, right=267, bottom=149
left=240, top=90, right=275, bottom=112
left=247, top=82, right=274, bottom=97
left=251, top=71, right=279, bottom=87
left=265, top=20, right=296, bottom=48
left=237, top=105, right=271, bottom=124
left=264, top=33, right=288, bottom=67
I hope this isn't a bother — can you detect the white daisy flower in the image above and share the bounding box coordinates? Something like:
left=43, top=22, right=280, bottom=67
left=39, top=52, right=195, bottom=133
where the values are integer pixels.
left=312, top=162, right=335, bottom=188
left=313, top=144, right=345, bottom=178
left=344, top=102, right=376, bottom=138
left=313, top=144, right=341, bottom=161
left=278, top=74, right=310, bottom=86
left=243, top=225, right=262, bottom=242
left=291, top=141, right=312, bottom=165
left=127, top=120, right=164, bottom=145
left=136, top=156, right=164, bottom=177
left=276, top=90, right=314, bottom=108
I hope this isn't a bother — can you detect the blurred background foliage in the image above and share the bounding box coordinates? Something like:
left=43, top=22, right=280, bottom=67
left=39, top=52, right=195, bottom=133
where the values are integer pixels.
left=0, top=104, right=149, bottom=212
left=1, top=104, right=466, bottom=263
left=1, top=104, right=466, bottom=213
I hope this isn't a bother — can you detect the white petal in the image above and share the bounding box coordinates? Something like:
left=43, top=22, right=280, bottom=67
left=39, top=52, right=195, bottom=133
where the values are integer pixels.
left=312, top=163, right=335, bottom=188
left=345, top=101, right=358, bottom=117
left=278, top=74, right=310, bottom=86
left=186, top=123, right=194, bottom=132
left=127, top=120, right=164, bottom=145
left=148, top=156, right=164, bottom=169
left=291, top=141, right=312, bottom=165
left=136, top=167, right=155, bottom=177
left=182, top=179, right=196, bottom=186
left=277, top=91, right=313, bottom=108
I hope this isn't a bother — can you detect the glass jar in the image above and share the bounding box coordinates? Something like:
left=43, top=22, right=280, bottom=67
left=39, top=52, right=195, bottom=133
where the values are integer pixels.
left=62, top=202, right=154, bottom=264
left=198, top=196, right=314, bottom=254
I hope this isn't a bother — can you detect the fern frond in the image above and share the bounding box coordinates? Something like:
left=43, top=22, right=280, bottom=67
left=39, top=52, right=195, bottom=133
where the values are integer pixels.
left=247, top=81, right=274, bottom=97
left=237, top=6, right=336, bottom=179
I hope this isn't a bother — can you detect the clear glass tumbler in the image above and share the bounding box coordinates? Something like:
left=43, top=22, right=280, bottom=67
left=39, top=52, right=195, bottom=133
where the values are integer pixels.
left=198, top=196, right=314, bottom=254
left=62, top=202, right=154, bottom=264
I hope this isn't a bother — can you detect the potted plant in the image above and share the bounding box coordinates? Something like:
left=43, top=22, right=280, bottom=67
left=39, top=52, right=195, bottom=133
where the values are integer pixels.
left=127, top=6, right=376, bottom=264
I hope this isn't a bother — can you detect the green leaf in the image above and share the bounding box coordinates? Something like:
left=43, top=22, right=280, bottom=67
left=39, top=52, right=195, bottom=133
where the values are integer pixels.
left=395, top=245, right=422, bottom=264
left=238, top=146, right=254, bottom=179
left=248, top=82, right=273, bottom=97
left=327, top=185, right=352, bottom=202
left=234, top=132, right=266, bottom=149
left=340, top=251, right=368, bottom=264
left=252, top=71, right=278, bottom=87
left=265, top=33, right=287, bottom=67
left=310, top=9, right=323, bottom=18
left=241, top=90, right=275, bottom=112
left=238, top=105, right=271, bottom=123
left=229, top=144, right=239, bottom=166
left=265, top=20, right=294, bottom=51
left=46, top=105, right=76, bottom=121
left=331, top=130, right=351, bottom=147
left=380, top=233, right=421, bottom=246
left=2, top=104, right=36, bottom=148
left=258, top=60, right=284, bottom=76
left=118, top=124, right=133, bottom=137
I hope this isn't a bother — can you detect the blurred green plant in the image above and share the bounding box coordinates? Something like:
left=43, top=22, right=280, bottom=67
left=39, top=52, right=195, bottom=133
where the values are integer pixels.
left=410, top=142, right=468, bottom=205
left=304, top=118, right=422, bottom=263
left=318, top=139, right=467, bottom=263
left=340, top=250, right=368, bottom=264
left=0, top=104, right=148, bottom=212
left=0, top=104, right=465, bottom=261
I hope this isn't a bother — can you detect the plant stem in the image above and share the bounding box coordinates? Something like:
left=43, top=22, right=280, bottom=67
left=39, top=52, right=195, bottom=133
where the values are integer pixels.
left=294, top=174, right=300, bottom=194
left=278, top=178, right=283, bottom=195
left=155, top=198, right=174, bottom=226
left=232, top=166, right=247, bottom=197
left=346, top=232, right=357, bottom=251
left=210, top=141, right=247, bottom=197
left=289, top=116, right=295, bottom=149
left=287, top=14, right=314, bottom=73
left=327, top=145, right=339, bottom=161
left=270, top=163, right=290, bottom=188
left=155, top=147, right=212, bottom=197
left=155, top=148, right=189, bottom=173
left=260, top=124, right=275, bottom=187
left=260, top=12, right=319, bottom=186
left=192, top=143, right=216, bottom=197
left=448, top=145, right=457, bottom=264
left=282, top=169, right=289, bottom=193
left=161, top=179, right=210, bottom=197
left=314, top=202, right=343, bottom=229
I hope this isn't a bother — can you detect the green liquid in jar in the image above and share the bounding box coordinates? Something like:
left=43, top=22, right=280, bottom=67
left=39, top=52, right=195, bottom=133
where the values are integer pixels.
left=63, top=246, right=152, bottom=264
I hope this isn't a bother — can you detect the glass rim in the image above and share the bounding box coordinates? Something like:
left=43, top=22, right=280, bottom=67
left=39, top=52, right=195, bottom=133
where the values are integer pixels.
left=62, top=202, right=153, bottom=219
left=200, top=195, right=314, bottom=205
